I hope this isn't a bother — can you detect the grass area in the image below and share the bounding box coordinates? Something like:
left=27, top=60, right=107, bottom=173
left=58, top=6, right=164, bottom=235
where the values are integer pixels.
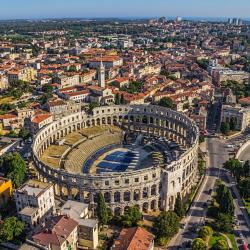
left=0, top=96, right=14, bottom=104
left=244, top=199, right=250, bottom=214
left=209, top=233, right=229, bottom=248
left=226, top=233, right=238, bottom=250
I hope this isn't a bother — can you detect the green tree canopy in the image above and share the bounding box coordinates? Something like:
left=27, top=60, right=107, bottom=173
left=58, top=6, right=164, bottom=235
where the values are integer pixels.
left=174, top=193, right=185, bottom=218
left=198, top=226, right=213, bottom=240
left=220, top=122, right=230, bottom=135
left=96, top=193, right=108, bottom=225
left=191, top=238, right=206, bottom=250
left=158, top=97, right=174, bottom=109
left=215, top=239, right=229, bottom=250
left=243, top=160, right=250, bottom=178
left=0, top=217, right=24, bottom=242
left=238, top=177, right=250, bottom=198
left=214, top=213, right=233, bottom=233
left=121, top=206, right=142, bottom=227
left=153, top=211, right=180, bottom=241
left=223, top=159, right=244, bottom=182
left=42, top=83, right=53, bottom=94
left=18, top=127, right=31, bottom=140
left=216, top=184, right=235, bottom=216
left=0, top=152, right=26, bottom=188
left=229, top=117, right=237, bottom=131
left=88, top=102, right=99, bottom=114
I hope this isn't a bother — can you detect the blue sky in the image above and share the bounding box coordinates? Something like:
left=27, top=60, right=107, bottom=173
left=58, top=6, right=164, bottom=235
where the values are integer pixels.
left=0, top=0, right=249, bottom=20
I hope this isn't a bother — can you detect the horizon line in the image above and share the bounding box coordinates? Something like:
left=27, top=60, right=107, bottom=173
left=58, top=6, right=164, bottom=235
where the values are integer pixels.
left=0, top=15, right=250, bottom=22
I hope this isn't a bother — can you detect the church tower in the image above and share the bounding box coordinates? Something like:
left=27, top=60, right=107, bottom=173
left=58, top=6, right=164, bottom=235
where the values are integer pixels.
left=98, top=61, right=105, bottom=88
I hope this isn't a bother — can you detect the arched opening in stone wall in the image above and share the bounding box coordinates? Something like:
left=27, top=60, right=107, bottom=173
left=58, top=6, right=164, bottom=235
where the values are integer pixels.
left=143, top=187, right=148, bottom=198
left=93, top=193, right=99, bottom=203
left=143, top=202, right=149, bottom=212
left=96, top=118, right=100, bottom=126
left=142, top=115, right=147, bottom=124
left=151, top=199, right=157, bottom=210
left=114, top=192, right=121, bottom=203
left=71, top=187, right=79, bottom=201
left=104, top=192, right=111, bottom=203
left=124, top=191, right=131, bottom=202
left=133, top=189, right=140, bottom=201
left=124, top=206, right=130, bottom=213
left=151, top=184, right=157, bottom=196
left=114, top=207, right=121, bottom=216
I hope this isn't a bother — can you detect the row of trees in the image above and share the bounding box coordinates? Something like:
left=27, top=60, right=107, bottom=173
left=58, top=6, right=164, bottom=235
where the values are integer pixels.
left=192, top=226, right=213, bottom=250
left=224, top=159, right=250, bottom=198
left=207, top=182, right=235, bottom=234
left=220, top=118, right=237, bottom=135
left=115, top=93, right=126, bottom=105
left=96, top=192, right=182, bottom=246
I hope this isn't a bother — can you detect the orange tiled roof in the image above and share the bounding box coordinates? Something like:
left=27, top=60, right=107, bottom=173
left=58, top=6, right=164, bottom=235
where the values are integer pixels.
left=112, top=227, right=154, bottom=250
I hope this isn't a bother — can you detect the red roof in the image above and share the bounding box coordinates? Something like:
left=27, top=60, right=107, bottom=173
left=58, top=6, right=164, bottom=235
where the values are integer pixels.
left=32, top=215, right=78, bottom=247
left=32, top=113, right=52, bottom=124
left=112, top=227, right=154, bottom=250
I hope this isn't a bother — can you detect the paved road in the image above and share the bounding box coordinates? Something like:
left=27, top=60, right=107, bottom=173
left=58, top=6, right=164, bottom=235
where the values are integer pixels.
left=168, top=138, right=227, bottom=248
left=238, top=142, right=250, bottom=162
left=168, top=137, right=250, bottom=248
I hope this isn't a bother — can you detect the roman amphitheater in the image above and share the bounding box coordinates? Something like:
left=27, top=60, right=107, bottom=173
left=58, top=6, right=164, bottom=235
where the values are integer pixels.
left=32, top=104, right=199, bottom=215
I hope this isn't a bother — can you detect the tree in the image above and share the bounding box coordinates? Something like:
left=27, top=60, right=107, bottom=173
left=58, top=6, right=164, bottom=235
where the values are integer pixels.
left=243, top=160, right=250, bottom=177
left=229, top=117, right=237, bottom=131
left=120, top=94, right=125, bottom=104
left=42, top=83, right=53, bottom=94
left=18, top=127, right=31, bottom=140
left=158, top=97, right=173, bottom=109
left=174, top=193, right=185, bottom=218
left=0, top=217, right=24, bottom=242
left=68, top=65, right=77, bottom=72
left=198, top=226, right=213, bottom=240
left=153, top=211, right=180, bottom=241
left=223, top=159, right=244, bottom=182
left=214, top=213, right=233, bottom=233
left=96, top=193, right=108, bottom=226
left=216, top=239, right=229, bottom=250
left=191, top=238, right=206, bottom=250
left=238, top=177, right=250, bottom=198
left=115, top=94, right=121, bottom=105
left=220, top=122, right=230, bottom=135
left=216, top=184, right=234, bottom=216
left=121, top=206, right=142, bottom=227
left=0, top=152, right=26, bottom=188
left=220, top=189, right=234, bottom=215
left=88, top=102, right=99, bottom=114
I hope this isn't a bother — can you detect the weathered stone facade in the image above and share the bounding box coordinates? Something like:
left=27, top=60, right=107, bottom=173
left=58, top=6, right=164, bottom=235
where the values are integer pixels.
left=32, top=105, right=199, bottom=215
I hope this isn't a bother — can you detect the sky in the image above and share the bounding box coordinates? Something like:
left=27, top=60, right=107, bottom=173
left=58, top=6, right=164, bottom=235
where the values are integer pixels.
left=0, top=0, right=249, bottom=20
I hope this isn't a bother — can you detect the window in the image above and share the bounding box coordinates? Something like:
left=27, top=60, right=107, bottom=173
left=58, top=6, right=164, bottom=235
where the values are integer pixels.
left=135, top=178, right=139, bottom=183
left=144, top=175, right=148, bottom=181
left=125, top=179, right=129, bottom=184
left=105, top=181, right=109, bottom=186
left=115, top=180, right=120, bottom=185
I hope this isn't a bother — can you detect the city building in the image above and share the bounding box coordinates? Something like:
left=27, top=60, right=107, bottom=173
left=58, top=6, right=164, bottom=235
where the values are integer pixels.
left=14, top=180, right=55, bottom=228
left=32, top=215, right=78, bottom=250
left=221, top=105, right=250, bottom=131
left=60, top=200, right=98, bottom=249
left=98, top=61, right=106, bottom=88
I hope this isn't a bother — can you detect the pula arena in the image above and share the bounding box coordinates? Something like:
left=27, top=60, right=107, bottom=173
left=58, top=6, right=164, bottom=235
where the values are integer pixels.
left=32, top=104, right=199, bottom=215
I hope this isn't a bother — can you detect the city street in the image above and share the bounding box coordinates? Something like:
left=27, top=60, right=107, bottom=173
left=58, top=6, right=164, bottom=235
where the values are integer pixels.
left=168, top=137, right=250, bottom=249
